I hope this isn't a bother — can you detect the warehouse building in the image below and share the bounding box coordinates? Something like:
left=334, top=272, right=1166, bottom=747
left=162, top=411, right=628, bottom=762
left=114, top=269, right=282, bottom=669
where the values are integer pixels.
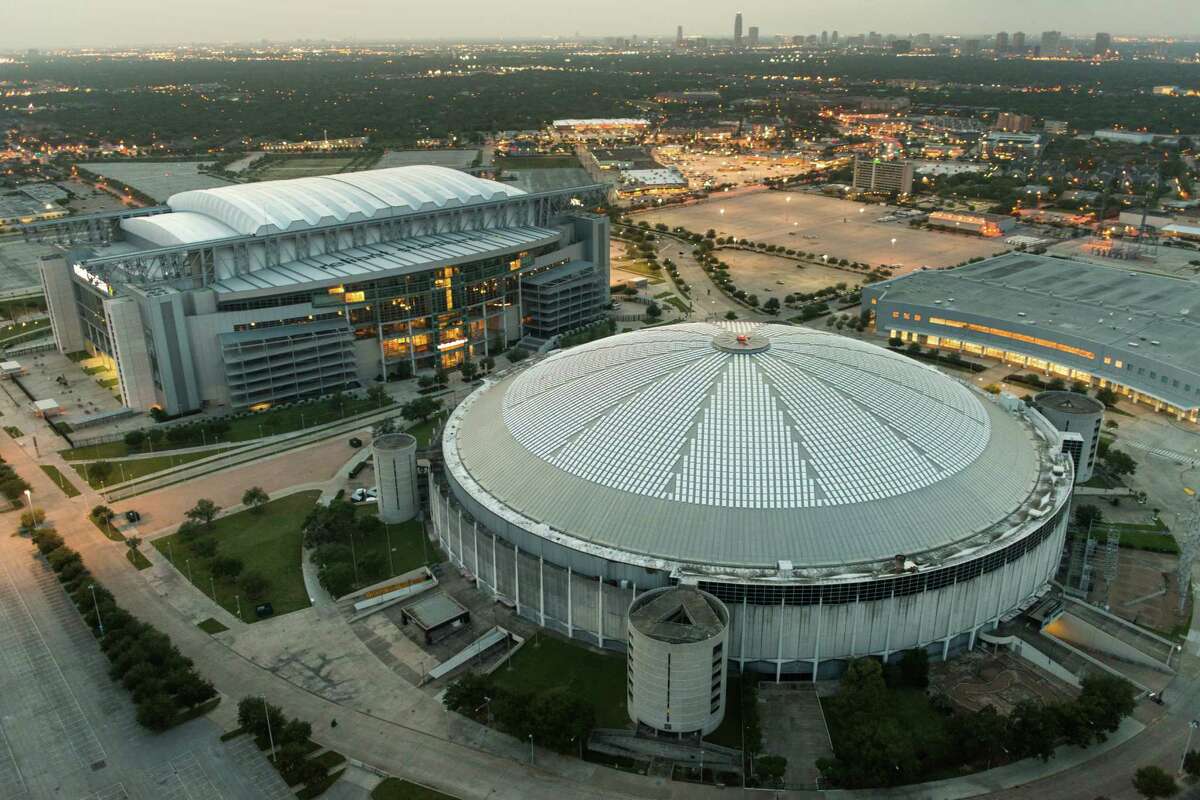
left=39, top=165, right=609, bottom=415
left=433, top=322, right=1073, bottom=680
left=862, top=253, right=1200, bottom=420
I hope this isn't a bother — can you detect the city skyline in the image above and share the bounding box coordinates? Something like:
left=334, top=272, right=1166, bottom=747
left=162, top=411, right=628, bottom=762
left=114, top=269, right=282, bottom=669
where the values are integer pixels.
left=3, top=0, right=1199, bottom=49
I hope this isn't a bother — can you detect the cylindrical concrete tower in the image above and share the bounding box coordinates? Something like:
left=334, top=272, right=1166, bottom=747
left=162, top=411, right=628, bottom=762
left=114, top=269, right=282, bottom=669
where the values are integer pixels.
left=1032, top=391, right=1105, bottom=483
left=626, top=586, right=729, bottom=737
left=374, top=433, right=418, bottom=523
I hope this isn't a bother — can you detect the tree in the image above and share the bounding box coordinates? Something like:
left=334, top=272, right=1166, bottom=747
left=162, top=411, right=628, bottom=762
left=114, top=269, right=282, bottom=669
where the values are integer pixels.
left=1070, top=380, right=1090, bottom=395
left=124, top=430, right=146, bottom=449
left=763, top=297, right=780, bottom=314
left=1183, top=749, right=1200, bottom=778
left=18, top=508, right=45, bottom=533
left=443, top=672, right=491, bottom=714
left=460, top=358, right=479, bottom=382
left=185, top=499, right=221, bottom=528
left=1132, top=765, right=1178, bottom=799
left=898, top=648, right=929, bottom=689
left=1076, top=674, right=1136, bottom=738
left=644, top=301, right=662, bottom=320
left=724, top=311, right=737, bottom=320
left=177, top=519, right=205, bottom=543
left=1104, top=449, right=1138, bottom=477
left=1075, top=504, right=1104, bottom=528
left=1096, top=387, right=1118, bottom=407
left=756, top=755, right=788, bottom=783
left=240, top=571, right=269, bottom=600
left=136, top=693, right=177, bottom=732
left=366, top=384, right=388, bottom=407
left=401, top=396, right=443, bottom=423
left=242, top=486, right=269, bottom=513
left=210, top=556, right=244, bottom=580
left=91, top=504, right=114, bottom=523
left=125, top=536, right=142, bottom=551
left=318, top=561, right=355, bottom=596
left=91, top=461, right=114, bottom=484
left=1006, top=700, right=1060, bottom=762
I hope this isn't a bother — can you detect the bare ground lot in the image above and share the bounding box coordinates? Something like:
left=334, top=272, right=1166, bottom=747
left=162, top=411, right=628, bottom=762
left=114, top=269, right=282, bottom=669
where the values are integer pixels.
left=930, top=649, right=1077, bottom=716
left=1087, top=549, right=1188, bottom=637
left=251, top=156, right=356, bottom=180
left=637, top=192, right=1007, bottom=273
left=718, top=249, right=858, bottom=297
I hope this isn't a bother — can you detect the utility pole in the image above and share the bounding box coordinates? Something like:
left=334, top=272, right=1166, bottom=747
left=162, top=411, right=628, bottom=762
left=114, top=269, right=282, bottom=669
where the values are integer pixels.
left=89, top=584, right=104, bottom=635
left=263, top=695, right=277, bottom=761
left=1181, top=720, right=1199, bottom=774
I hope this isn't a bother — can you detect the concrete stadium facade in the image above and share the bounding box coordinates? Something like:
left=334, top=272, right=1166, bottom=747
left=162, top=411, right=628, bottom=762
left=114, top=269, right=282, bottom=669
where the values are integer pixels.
left=432, top=322, right=1074, bottom=680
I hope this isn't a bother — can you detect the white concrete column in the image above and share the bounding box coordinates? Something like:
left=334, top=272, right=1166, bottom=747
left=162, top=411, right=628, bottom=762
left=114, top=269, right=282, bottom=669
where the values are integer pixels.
left=942, top=582, right=958, bottom=661
left=812, top=594, right=823, bottom=684
left=491, top=534, right=498, bottom=599
left=597, top=576, right=605, bottom=648
left=457, top=509, right=464, bottom=567
left=473, top=522, right=480, bottom=582
left=538, top=557, right=545, bottom=626
left=969, top=574, right=984, bottom=650
left=850, top=601, right=862, bottom=658
left=739, top=594, right=748, bottom=669
left=567, top=566, right=574, bottom=636
left=883, top=591, right=897, bottom=662
left=514, top=544, right=521, bottom=615
left=775, top=595, right=785, bottom=683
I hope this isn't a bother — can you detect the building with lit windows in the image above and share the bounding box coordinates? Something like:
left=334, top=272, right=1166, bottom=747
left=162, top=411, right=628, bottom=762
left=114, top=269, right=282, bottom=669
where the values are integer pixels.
left=432, top=322, right=1073, bottom=680
left=851, top=157, right=914, bottom=196
left=927, top=210, right=1015, bottom=237
left=39, top=165, right=609, bottom=415
left=862, top=253, right=1200, bottom=420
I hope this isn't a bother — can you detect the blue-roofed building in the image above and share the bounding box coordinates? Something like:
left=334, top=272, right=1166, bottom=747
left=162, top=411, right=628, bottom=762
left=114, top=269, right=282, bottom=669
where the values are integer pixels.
left=39, top=165, right=610, bottom=414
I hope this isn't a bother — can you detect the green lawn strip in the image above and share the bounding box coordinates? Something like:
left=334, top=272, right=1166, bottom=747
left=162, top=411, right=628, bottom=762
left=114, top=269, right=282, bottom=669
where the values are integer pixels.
left=39, top=465, right=81, bottom=497
left=310, top=750, right=346, bottom=770
left=371, top=778, right=460, bottom=800
left=70, top=449, right=235, bottom=489
left=60, top=396, right=390, bottom=461
left=296, top=769, right=345, bottom=800
left=663, top=296, right=691, bottom=314
left=126, top=548, right=152, bottom=570
left=198, top=617, right=229, bottom=634
left=490, top=634, right=629, bottom=729
left=3, top=426, right=22, bottom=438
left=151, top=491, right=319, bottom=621
left=90, top=516, right=125, bottom=542
left=0, top=317, right=50, bottom=344
left=1086, top=528, right=1179, bottom=554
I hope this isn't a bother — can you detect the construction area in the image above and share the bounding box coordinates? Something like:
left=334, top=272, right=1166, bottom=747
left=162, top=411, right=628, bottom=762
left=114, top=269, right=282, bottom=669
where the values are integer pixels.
left=930, top=648, right=1078, bottom=715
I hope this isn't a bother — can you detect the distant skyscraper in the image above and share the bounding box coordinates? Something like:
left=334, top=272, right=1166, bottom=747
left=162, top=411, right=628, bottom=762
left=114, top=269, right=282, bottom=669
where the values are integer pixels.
left=963, top=39, right=982, bottom=57
left=1041, top=30, right=1062, bottom=57
left=748, top=26, right=759, bottom=47
left=1094, top=32, right=1112, bottom=57
left=734, top=13, right=743, bottom=47
left=677, top=25, right=683, bottom=46
left=915, top=32, right=931, bottom=49
left=831, top=30, right=839, bottom=44
left=1012, top=31, right=1026, bottom=53
left=821, top=30, right=829, bottom=46
left=996, top=31, right=1009, bottom=52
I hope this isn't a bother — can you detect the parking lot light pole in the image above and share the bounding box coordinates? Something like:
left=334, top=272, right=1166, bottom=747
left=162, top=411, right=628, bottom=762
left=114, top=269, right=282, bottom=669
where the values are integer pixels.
left=263, top=696, right=277, bottom=761
left=528, top=734, right=534, bottom=764
left=89, top=584, right=104, bottom=635
left=1181, top=720, right=1199, bottom=774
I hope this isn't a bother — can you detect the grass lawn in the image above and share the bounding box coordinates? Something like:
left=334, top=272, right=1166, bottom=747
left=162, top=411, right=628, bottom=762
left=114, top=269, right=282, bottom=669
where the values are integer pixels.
left=197, top=617, right=229, bottom=634
left=90, top=516, right=125, bottom=542
left=663, top=296, right=692, bottom=314
left=371, top=778, right=459, bottom=800
left=71, top=449, right=235, bottom=488
left=491, top=633, right=629, bottom=729
left=151, top=491, right=319, bottom=621
left=4, top=426, right=22, bottom=438
left=1084, top=527, right=1179, bottom=554
left=39, top=465, right=81, bottom=497
left=349, top=509, right=436, bottom=589
left=126, top=548, right=152, bottom=570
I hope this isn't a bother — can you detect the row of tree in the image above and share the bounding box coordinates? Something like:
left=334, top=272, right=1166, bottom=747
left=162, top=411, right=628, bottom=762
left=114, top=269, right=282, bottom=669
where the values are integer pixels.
left=443, top=671, right=595, bottom=754
left=234, top=697, right=329, bottom=789
left=0, top=455, right=31, bottom=503
left=817, top=655, right=1136, bottom=789
left=29, top=525, right=217, bottom=731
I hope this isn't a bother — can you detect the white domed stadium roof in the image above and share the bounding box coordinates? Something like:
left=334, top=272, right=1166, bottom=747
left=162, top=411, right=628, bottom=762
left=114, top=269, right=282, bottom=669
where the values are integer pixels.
left=445, top=323, right=1051, bottom=572
left=122, top=165, right=526, bottom=245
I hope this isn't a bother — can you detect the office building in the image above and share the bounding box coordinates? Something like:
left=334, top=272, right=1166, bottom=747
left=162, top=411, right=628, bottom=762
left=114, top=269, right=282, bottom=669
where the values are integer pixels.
left=676, top=25, right=683, bottom=46
left=734, top=13, right=743, bottom=47
left=748, top=26, right=759, bottom=47
left=434, top=322, right=1073, bottom=678
left=1094, top=32, right=1113, bottom=57
left=995, top=112, right=1035, bottom=133
left=996, top=31, right=1009, bottom=52
left=962, top=39, right=982, bottom=57
left=1012, top=31, right=1026, bottom=53
left=41, top=166, right=609, bottom=415
left=1041, top=30, right=1062, bottom=57
left=862, top=253, right=1200, bottom=420
left=852, top=157, right=914, bottom=196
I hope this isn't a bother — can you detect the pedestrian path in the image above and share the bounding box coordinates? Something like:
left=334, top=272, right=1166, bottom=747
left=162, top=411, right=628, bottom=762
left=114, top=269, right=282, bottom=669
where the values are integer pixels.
left=1122, top=439, right=1200, bottom=466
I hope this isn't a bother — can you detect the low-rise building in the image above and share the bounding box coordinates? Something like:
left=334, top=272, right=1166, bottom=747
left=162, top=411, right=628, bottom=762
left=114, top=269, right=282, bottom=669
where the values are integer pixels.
left=927, top=210, right=1015, bottom=237
left=862, top=253, right=1200, bottom=420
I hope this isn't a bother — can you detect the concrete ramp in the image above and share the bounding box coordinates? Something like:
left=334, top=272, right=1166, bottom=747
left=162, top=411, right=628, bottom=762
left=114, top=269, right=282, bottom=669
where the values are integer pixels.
left=1044, top=612, right=1173, bottom=674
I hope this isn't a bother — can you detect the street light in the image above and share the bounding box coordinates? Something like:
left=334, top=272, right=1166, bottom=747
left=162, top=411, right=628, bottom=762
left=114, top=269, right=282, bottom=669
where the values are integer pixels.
left=1181, top=720, right=1200, bottom=774
left=23, top=488, right=31, bottom=508
left=89, top=584, right=104, bottom=635
left=528, top=733, right=534, bottom=764
left=263, top=695, right=277, bottom=762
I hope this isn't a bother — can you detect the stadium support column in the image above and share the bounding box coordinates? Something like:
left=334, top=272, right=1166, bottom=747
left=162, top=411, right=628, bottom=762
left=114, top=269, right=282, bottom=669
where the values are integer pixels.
left=812, top=594, right=823, bottom=683
left=597, top=576, right=605, bottom=648
left=457, top=509, right=464, bottom=567
left=969, top=580, right=984, bottom=650
left=491, top=535, right=498, bottom=600
left=514, top=544, right=521, bottom=615
left=739, top=595, right=748, bottom=670
left=538, top=557, right=545, bottom=626
left=943, top=578, right=959, bottom=661
left=567, top=567, right=574, bottom=637
left=775, top=595, right=785, bottom=683
left=473, top=522, right=480, bottom=583
left=883, top=589, right=897, bottom=662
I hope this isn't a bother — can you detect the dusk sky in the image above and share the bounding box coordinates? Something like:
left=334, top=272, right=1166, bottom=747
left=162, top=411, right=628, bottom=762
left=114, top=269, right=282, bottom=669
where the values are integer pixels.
left=4, top=0, right=1197, bottom=50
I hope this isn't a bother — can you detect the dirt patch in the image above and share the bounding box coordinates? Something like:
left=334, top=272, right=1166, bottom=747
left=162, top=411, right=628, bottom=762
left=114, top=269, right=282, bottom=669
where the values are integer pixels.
left=930, top=649, right=1077, bottom=715
left=718, top=249, right=857, bottom=297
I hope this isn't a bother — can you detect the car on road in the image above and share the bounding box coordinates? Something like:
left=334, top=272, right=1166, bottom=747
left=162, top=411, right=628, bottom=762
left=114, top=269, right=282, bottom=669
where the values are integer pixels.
left=124, top=510, right=141, bottom=523
left=349, top=437, right=363, bottom=448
